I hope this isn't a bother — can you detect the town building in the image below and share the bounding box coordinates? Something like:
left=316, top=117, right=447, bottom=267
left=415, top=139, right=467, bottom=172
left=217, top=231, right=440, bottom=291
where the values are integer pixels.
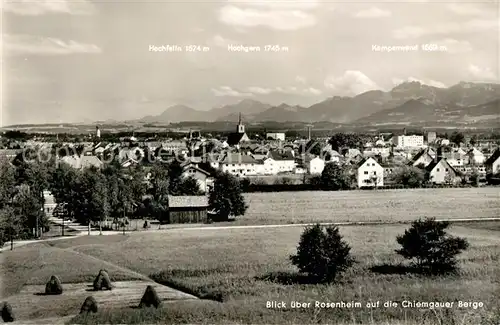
left=307, top=157, right=325, bottom=175
left=357, top=157, right=384, bottom=188
left=266, top=132, right=285, bottom=141
left=396, top=135, right=424, bottom=148
left=182, top=164, right=213, bottom=193
left=425, top=159, right=461, bottom=184
left=426, top=131, right=436, bottom=144
left=268, top=150, right=296, bottom=173
left=218, top=152, right=259, bottom=177
left=59, top=155, right=103, bottom=169
left=484, top=149, right=500, bottom=174
left=409, top=148, right=434, bottom=168
left=466, top=148, right=486, bottom=165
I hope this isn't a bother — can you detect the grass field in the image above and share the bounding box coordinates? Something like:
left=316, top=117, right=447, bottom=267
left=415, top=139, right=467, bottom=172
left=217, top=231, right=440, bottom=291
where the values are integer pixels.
left=240, top=188, right=500, bottom=225
left=2, top=187, right=499, bottom=324
left=23, top=222, right=495, bottom=324
left=0, top=238, right=144, bottom=298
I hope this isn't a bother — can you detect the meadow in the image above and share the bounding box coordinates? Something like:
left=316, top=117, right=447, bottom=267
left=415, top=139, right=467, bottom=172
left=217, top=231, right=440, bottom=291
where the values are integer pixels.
left=240, top=188, right=500, bottom=225
left=22, top=222, right=497, bottom=324
left=1, top=187, right=499, bottom=324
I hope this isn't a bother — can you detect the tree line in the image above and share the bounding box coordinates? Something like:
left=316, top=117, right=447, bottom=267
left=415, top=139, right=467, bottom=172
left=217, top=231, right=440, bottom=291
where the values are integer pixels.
left=0, top=155, right=247, bottom=248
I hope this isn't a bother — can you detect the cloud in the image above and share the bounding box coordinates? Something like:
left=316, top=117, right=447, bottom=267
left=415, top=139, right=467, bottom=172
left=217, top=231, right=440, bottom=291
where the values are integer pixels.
left=447, top=3, right=488, bottom=16
left=246, top=86, right=273, bottom=95
left=4, top=34, right=101, bottom=55
left=324, top=71, right=381, bottom=96
left=392, top=77, right=447, bottom=88
left=354, top=7, right=391, bottom=18
left=227, top=0, right=320, bottom=10
left=212, top=86, right=254, bottom=97
left=431, top=38, right=473, bottom=54
left=211, top=35, right=237, bottom=47
left=244, top=86, right=322, bottom=96
left=393, top=19, right=499, bottom=39
left=295, top=76, right=307, bottom=84
left=218, top=4, right=317, bottom=30
left=303, top=87, right=322, bottom=95
left=468, top=65, right=499, bottom=82
left=4, top=0, right=95, bottom=15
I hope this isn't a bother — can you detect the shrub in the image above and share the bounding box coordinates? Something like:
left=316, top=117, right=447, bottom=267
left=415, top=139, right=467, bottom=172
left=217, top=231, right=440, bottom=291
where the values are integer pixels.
left=93, top=270, right=112, bottom=291
left=396, top=218, right=469, bottom=274
left=1, top=302, right=14, bottom=322
left=80, top=296, right=98, bottom=314
left=290, top=224, right=354, bottom=283
left=45, top=275, right=63, bottom=295
left=139, top=285, right=162, bottom=309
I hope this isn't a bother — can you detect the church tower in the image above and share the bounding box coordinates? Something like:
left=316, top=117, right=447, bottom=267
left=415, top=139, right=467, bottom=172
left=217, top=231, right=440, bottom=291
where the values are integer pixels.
left=96, top=125, right=101, bottom=138
left=237, top=113, right=245, bottom=133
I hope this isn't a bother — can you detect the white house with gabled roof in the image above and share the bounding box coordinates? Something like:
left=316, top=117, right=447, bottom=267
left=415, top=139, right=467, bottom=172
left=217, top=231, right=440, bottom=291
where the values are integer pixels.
left=357, top=157, right=384, bottom=188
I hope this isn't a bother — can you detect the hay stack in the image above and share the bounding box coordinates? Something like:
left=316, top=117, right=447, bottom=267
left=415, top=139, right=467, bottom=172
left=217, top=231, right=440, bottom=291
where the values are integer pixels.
left=1, top=302, right=14, bottom=322
left=139, top=285, right=161, bottom=308
left=45, top=275, right=63, bottom=295
left=80, top=296, right=98, bottom=314
left=93, top=269, right=112, bottom=291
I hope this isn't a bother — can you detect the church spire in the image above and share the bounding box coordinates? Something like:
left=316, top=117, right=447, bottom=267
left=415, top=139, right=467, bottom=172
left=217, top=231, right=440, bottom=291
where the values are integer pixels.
left=237, top=113, right=245, bottom=134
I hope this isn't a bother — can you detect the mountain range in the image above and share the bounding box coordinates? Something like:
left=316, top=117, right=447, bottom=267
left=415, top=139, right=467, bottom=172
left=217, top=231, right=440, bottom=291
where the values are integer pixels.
left=136, top=81, right=500, bottom=126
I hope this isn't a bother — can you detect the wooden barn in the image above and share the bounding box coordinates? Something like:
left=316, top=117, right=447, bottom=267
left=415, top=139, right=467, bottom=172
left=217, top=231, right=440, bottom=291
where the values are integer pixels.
left=167, top=195, right=209, bottom=224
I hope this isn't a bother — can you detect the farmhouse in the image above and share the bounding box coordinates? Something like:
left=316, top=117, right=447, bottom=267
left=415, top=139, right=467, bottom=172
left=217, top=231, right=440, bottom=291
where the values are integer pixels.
left=167, top=195, right=209, bottom=224
left=357, top=157, right=384, bottom=188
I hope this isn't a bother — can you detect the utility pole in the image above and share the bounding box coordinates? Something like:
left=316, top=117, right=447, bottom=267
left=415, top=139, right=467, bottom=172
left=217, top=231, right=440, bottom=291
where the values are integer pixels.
left=305, top=124, right=314, bottom=141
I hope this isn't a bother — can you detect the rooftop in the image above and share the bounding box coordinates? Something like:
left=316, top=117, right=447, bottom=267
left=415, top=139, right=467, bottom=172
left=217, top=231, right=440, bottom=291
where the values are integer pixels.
left=168, top=195, right=209, bottom=208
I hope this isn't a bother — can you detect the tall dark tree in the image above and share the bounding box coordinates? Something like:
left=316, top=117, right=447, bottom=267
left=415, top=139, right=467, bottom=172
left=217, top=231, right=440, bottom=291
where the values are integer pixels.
left=167, top=160, right=184, bottom=194
left=48, top=162, right=79, bottom=221
left=149, top=163, right=170, bottom=224
left=449, top=131, right=465, bottom=147
left=391, top=166, right=427, bottom=188
left=320, top=163, right=352, bottom=190
left=0, top=163, right=18, bottom=248
left=328, top=133, right=362, bottom=152
left=176, top=177, right=202, bottom=195
left=209, top=172, right=247, bottom=220
left=66, top=167, right=110, bottom=234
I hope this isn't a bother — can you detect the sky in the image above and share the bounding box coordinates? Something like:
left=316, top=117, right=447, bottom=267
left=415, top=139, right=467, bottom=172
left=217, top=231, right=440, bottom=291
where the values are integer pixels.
left=1, top=0, right=499, bottom=125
